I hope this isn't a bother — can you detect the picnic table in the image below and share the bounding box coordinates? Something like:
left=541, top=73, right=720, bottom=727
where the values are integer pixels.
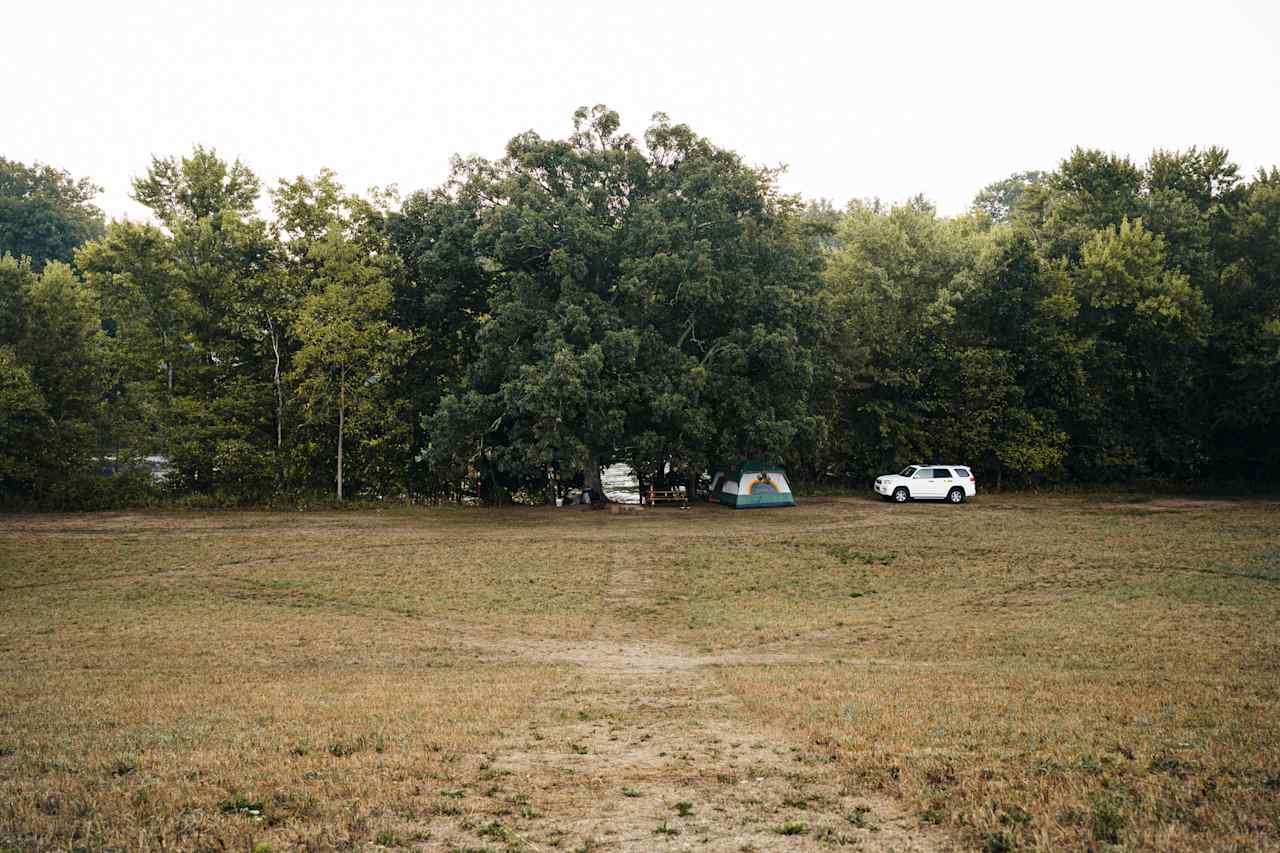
left=645, top=486, right=689, bottom=508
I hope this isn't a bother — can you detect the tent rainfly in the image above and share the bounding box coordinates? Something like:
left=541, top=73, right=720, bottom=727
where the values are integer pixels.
left=707, top=461, right=796, bottom=508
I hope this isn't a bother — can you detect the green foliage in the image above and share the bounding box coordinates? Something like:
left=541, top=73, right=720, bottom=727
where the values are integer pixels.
left=0, top=158, right=105, bottom=271
left=422, top=106, right=824, bottom=499
left=6, top=128, right=1280, bottom=508
left=0, top=255, right=109, bottom=504
left=291, top=226, right=409, bottom=500
left=972, top=170, right=1046, bottom=224
left=0, top=347, right=46, bottom=495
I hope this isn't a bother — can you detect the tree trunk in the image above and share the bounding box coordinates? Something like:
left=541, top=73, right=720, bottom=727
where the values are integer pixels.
left=583, top=454, right=605, bottom=503
left=269, top=320, right=284, bottom=485
left=337, top=369, right=345, bottom=501
left=687, top=465, right=701, bottom=502
left=161, top=330, right=173, bottom=395
left=269, top=319, right=283, bottom=451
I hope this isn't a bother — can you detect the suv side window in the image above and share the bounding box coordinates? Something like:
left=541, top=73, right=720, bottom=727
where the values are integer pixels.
left=955, top=467, right=971, bottom=478
left=913, top=469, right=933, bottom=479
left=934, top=468, right=952, bottom=478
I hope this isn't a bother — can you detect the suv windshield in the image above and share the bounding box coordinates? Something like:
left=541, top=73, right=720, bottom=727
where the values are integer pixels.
left=899, top=467, right=916, bottom=477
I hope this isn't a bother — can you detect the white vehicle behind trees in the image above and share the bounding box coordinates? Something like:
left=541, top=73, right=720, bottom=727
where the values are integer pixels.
left=874, top=465, right=976, bottom=503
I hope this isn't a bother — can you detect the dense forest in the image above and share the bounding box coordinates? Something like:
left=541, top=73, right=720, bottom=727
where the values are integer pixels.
left=2, top=106, right=1278, bottom=507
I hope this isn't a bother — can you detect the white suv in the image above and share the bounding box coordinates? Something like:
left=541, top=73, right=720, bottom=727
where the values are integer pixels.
left=874, top=465, right=976, bottom=504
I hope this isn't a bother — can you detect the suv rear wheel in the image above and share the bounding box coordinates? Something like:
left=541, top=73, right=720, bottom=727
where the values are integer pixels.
left=892, top=487, right=910, bottom=503
left=947, top=487, right=965, bottom=504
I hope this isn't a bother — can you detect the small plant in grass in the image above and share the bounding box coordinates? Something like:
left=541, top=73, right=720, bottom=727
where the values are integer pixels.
left=654, top=820, right=679, bottom=836
left=476, top=820, right=511, bottom=841
left=374, top=830, right=403, bottom=847
left=1089, top=793, right=1124, bottom=844
left=815, top=827, right=859, bottom=846
left=848, top=804, right=872, bottom=827
left=427, top=801, right=462, bottom=817
left=570, top=743, right=589, bottom=754
left=918, top=802, right=944, bottom=825
left=674, top=801, right=694, bottom=817
left=218, top=793, right=264, bottom=816
left=772, top=820, right=808, bottom=835
left=998, top=804, right=1032, bottom=826
left=621, top=787, right=641, bottom=798
left=1148, top=752, right=1196, bottom=776
left=983, top=831, right=1014, bottom=853
left=327, top=740, right=359, bottom=757
left=781, top=795, right=809, bottom=810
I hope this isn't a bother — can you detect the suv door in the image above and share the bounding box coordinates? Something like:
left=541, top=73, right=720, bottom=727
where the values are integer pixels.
left=911, top=467, right=941, bottom=497
left=932, top=468, right=957, bottom=496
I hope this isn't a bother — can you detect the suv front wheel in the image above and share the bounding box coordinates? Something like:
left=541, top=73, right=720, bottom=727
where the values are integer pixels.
left=892, top=487, right=910, bottom=503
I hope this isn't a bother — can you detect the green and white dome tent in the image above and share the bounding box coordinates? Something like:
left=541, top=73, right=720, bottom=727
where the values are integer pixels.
left=707, top=460, right=796, bottom=508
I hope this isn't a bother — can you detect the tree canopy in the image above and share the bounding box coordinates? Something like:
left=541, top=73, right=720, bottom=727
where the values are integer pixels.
left=2, top=112, right=1279, bottom=507
left=0, top=158, right=105, bottom=271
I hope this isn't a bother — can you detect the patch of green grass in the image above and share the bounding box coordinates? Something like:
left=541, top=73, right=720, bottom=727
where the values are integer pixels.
left=771, top=820, right=808, bottom=835
left=1089, top=793, right=1124, bottom=844
left=653, top=819, right=679, bottom=836
left=218, top=793, right=264, bottom=816
left=847, top=804, right=873, bottom=827
left=475, top=821, right=511, bottom=841
left=828, top=546, right=897, bottom=566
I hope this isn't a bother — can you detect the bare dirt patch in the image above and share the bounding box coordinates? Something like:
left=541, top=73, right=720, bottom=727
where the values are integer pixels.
left=469, top=642, right=949, bottom=852
left=427, top=554, right=951, bottom=852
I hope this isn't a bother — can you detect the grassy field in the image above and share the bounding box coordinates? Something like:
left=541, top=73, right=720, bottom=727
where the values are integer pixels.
left=1, top=495, right=1278, bottom=851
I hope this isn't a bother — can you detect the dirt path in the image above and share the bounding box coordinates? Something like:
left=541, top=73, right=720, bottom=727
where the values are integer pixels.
left=422, top=549, right=950, bottom=852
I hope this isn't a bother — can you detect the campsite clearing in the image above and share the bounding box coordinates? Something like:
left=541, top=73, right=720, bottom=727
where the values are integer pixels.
left=1, top=495, right=1278, bottom=851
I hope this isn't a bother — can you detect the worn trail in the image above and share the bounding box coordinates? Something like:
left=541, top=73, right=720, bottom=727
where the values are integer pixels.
left=427, top=543, right=948, bottom=852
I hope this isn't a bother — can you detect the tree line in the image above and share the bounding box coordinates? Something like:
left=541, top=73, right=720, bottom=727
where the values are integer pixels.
left=2, top=106, right=1278, bottom=507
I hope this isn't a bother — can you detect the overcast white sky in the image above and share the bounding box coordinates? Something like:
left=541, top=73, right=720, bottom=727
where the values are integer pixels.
left=6, top=0, right=1279, bottom=222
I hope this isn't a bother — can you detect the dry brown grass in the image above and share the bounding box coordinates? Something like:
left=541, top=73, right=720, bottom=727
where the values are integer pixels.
left=1, top=495, right=1277, bottom=851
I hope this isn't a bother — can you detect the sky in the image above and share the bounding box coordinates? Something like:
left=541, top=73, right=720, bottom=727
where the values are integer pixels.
left=6, top=0, right=1280, bottom=222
